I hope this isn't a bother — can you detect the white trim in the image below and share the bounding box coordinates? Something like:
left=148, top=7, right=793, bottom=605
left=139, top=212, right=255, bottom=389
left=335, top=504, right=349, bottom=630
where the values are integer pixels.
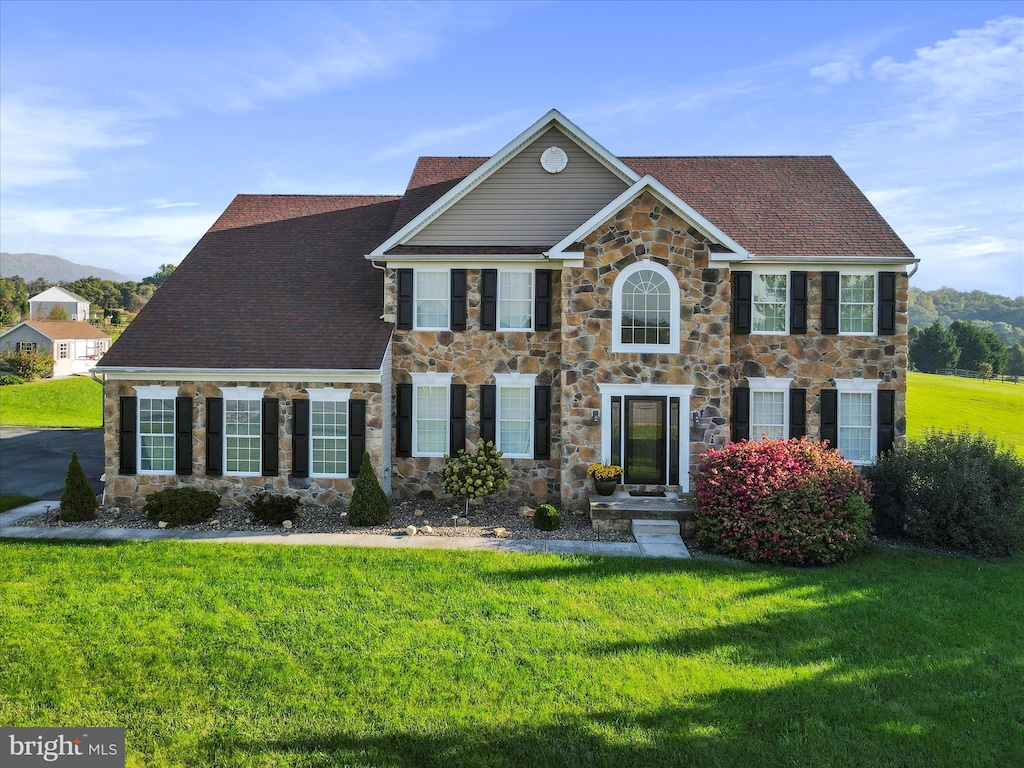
left=218, top=385, right=268, bottom=400
left=305, top=387, right=353, bottom=402
left=751, top=270, right=790, bottom=335
left=411, top=372, right=453, bottom=458
left=135, top=386, right=180, bottom=476
left=413, top=267, right=451, bottom=331
left=747, top=377, right=793, bottom=442
left=306, top=389, right=352, bottom=479
left=834, top=378, right=881, bottom=394
left=547, top=175, right=750, bottom=260
left=133, top=384, right=181, bottom=399
left=611, top=260, right=680, bottom=354
left=838, top=270, right=877, bottom=336
left=497, top=268, right=534, bottom=332
left=834, top=379, right=880, bottom=466
left=219, top=387, right=266, bottom=477
left=367, top=109, right=639, bottom=259
left=710, top=256, right=917, bottom=269
left=494, top=373, right=538, bottom=459
left=98, top=367, right=383, bottom=383
left=597, top=383, right=694, bottom=492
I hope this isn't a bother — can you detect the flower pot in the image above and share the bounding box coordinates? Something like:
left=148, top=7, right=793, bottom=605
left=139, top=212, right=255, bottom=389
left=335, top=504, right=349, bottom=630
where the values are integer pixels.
left=593, top=478, right=620, bottom=497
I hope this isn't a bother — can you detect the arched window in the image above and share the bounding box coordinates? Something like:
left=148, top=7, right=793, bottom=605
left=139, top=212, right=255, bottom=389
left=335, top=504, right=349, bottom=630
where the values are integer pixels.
left=612, top=261, right=680, bottom=353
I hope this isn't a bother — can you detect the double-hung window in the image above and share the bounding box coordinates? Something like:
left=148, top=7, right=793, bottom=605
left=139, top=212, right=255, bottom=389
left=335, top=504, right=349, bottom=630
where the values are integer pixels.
left=308, top=388, right=350, bottom=477
left=498, top=271, right=533, bottom=330
left=752, top=273, right=787, bottom=333
left=415, top=270, right=449, bottom=329
left=411, top=373, right=451, bottom=457
left=135, top=385, right=178, bottom=474
left=494, top=373, right=536, bottom=458
left=840, top=274, right=875, bottom=334
left=221, top=387, right=264, bottom=475
left=834, top=379, right=879, bottom=464
left=747, top=378, right=791, bottom=440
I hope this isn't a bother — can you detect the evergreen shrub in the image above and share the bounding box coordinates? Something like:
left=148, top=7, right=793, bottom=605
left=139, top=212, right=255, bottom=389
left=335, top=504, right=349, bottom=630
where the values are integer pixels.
left=144, top=488, right=220, bottom=527
left=246, top=491, right=301, bottom=525
left=348, top=451, right=389, bottom=526
left=533, top=504, right=562, bottom=531
left=59, top=451, right=97, bottom=522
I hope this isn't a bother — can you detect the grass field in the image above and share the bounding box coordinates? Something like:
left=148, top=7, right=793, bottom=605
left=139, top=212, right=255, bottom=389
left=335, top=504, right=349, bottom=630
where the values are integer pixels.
left=907, top=372, right=1024, bottom=454
left=0, top=376, right=102, bottom=428
left=2, top=541, right=1020, bottom=767
left=0, top=494, right=36, bottom=512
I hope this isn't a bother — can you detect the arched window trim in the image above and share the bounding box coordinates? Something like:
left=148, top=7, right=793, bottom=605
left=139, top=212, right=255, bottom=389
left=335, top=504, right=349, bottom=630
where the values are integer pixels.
left=611, top=259, right=680, bottom=353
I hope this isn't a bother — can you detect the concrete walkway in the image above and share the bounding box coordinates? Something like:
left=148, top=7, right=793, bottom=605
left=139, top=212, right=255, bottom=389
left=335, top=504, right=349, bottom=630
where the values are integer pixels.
left=0, top=500, right=649, bottom=558
left=631, top=519, right=691, bottom=559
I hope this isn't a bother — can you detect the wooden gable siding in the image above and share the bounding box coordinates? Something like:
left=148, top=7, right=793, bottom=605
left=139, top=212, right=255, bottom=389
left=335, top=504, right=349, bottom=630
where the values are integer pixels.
left=408, top=127, right=628, bottom=247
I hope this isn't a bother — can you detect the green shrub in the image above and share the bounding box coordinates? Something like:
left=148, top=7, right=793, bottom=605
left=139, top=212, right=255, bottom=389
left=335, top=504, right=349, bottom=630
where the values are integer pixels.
left=865, top=430, right=1024, bottom=557
left=0, top=374, right=25, bottom=386
left=59, top=451, right=97, bottom=522
left=246, top=491, right=301, bottom=525
left=348, top=451, right=389, bottom=526
left=144, top=487, right=220, bottom=527
left=533, top=503, right=562, bottom=531
left=0, top=347, right=53, bottom=381
left=438, top=441, right=511, bottom=515
left=693, top=438, right=873, bottom=566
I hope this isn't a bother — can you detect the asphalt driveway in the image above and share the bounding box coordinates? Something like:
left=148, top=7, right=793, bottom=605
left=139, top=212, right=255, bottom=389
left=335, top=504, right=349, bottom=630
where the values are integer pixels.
left=0, top=427, right=104, bottom=499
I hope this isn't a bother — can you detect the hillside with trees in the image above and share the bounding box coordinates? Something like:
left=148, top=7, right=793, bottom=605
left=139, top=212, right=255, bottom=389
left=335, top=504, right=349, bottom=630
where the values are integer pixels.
left=909, top=286, right=1024, bottom=348
left=0, top=252, right=137, bottom=283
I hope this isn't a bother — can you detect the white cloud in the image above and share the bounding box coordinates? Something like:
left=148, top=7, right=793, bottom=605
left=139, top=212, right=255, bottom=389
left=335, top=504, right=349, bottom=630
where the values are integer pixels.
left=810, top=57, right=863, bottom=86
left=369, top=109, right=533, bottom=162
left=146, top=199, right=200, bottom=209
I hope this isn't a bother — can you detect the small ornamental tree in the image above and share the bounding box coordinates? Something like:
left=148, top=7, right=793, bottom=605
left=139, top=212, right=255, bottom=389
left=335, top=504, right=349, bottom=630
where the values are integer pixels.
left=48, top=305, right=70, bottom=321
left=693, top=438, right=872, bottom=566
left=59, top=451, right=97, bottom=522
left=348, top=451, right=389, bottom=526
left=438, top=441, right=511, bottom=516
left=0, top=346, right=53, bottom=381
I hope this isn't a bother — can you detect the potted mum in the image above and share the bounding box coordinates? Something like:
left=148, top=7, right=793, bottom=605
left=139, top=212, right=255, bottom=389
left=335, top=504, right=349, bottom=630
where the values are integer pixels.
left=587, top=463, right=623, bottom=496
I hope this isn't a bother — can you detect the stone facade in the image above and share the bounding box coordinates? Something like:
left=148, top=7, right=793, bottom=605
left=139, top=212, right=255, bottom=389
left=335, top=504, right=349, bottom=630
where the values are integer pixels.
left=102, top=379, right=385, bottom=509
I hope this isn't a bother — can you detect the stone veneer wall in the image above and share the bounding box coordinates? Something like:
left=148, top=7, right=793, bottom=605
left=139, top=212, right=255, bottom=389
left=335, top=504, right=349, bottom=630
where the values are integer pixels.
left=559, top=192, right=733, bottom=507
left=384, top=267, right=563, bottom=501
left=731, top=272, right=909, bottom=444
left=102, top=379, right=385, bottom=509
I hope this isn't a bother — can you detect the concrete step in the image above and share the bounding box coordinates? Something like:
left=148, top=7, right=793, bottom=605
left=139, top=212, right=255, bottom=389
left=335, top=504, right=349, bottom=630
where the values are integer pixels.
left=632, top=519, right=681, bottom=536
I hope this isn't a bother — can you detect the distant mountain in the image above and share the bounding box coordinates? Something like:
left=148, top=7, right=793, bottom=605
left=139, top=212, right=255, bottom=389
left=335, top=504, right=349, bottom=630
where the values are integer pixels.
left=909, top=286, right=1024, bottom=348
left=0, top=252, right=139, bottom=283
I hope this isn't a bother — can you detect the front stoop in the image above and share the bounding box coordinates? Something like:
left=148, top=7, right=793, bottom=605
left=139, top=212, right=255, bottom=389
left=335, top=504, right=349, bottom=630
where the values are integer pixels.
left=589, top=490, right=695, bottom=536
left=630, top=518, right=690, bottom=559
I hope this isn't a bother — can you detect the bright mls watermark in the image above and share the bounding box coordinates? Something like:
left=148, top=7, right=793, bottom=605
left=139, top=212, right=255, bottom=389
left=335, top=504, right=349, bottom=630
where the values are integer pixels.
left=2, top=728, right=124, bottom=767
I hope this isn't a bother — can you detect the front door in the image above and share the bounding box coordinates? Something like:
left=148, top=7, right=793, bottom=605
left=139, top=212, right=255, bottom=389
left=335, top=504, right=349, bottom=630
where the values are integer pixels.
left=624, top=397, right=667, bottom=485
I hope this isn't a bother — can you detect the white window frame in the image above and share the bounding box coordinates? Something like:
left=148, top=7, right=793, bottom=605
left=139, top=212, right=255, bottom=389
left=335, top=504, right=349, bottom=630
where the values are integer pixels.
left=58, top=342, right=69, bottom=359
left=15, top=342, right=38, bottom=353
left=611, top=260, right=680, bottom=353
left=839, top=271, right=877, bottom=336
left=414, top=268, right=450, bottom=331
left=493, top=372, right=537, bottom=459
left=220, top=385, right=266, bottom=477
left=134, top=384, right=179, bottom=475
left=752, top=271, right=789, bottom=334
left=747, top=377, right=792, bottom=441
left=411, top=372, right=452, bottom=458
left=834, top=378, right=880, bottom=465
left=307, top=387, right=352, bottom=479
left=497, top=269, right=534, bottom=332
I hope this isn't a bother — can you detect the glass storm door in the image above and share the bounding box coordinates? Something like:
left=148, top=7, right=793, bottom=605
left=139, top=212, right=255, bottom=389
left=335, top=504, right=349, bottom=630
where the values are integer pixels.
left=624, top=397, right=667, bottom=485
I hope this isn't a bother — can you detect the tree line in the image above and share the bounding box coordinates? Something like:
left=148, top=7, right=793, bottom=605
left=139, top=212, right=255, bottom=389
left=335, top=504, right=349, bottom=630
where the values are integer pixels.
left=911, top=320, right=1024, bottom=377
left=0, top=264, right=175, bottom=326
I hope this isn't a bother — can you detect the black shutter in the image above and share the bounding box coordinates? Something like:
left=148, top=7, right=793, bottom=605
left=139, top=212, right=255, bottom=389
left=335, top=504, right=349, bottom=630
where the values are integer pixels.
left=732, top=271, right=752, bottom=334
left=731, top=387, right=750, bottom=443
left=175, top=396, right=192, bottom=475
left=878, top=272, right=896, bottom=335
left=450, top=384, right=466, bottom=455
left=292, top=398, right=309, bottom=478
left=348, top=399, right=366, bottom=472
left=789, top=388, right=806, bottom=439
left=534, top=384, right=551, bottom=460
left=451, top=269, right=467, bottom=331
left=480, top=384, right=496, bottom=445
left=790, top=271, right=808, bottom=334
left=397, top=269, right=413, bottom=330
left=822, top=272, right=840, bottom=334
left=397, top=383, right=412, bottom=457
left=481, top=269, right=497, bottom=331
left=206, top=397, right=223, bottom=475
left=877, top=389, right=896, bottom=457
left=535, top=269, right=553, bottom=331
left=262, top=398, right=279, bottom=476
left=820, top=389, right=838, bottom=448
left=119, top=396, right=137, bottom=475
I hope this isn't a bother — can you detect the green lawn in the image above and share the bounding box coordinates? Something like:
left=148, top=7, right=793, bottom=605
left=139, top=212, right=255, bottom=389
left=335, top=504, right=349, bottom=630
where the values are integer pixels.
left=907, top=372, right=1024, bottom=455
left=0, top=376, right=102, bottom=428
left=0, top=494, right=36, bottom=513
left=2, top=541, right=1021, bottom=767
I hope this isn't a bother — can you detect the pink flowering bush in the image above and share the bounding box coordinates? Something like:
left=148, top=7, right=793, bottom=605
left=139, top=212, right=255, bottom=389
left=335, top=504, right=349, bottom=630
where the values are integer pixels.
left=693, top=438, right=872, bottom=566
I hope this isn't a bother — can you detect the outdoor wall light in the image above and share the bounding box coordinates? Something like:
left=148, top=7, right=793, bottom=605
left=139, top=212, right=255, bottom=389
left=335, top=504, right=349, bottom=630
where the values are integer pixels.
left=691, top=409, right=703, bottom=426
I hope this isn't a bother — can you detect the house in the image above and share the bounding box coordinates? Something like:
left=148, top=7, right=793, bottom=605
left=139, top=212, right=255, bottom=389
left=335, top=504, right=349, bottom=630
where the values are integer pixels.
left=0, top=320, right=111, bottom=377
left=96, top=109, right=915, bottom=514
left=28, top=286, right=91, bottom=321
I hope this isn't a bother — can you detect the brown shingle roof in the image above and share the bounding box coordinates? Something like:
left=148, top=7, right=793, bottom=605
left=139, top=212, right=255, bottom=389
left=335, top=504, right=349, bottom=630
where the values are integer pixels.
left=398, top=155, right=915, bottom=259
left=101, top=195, right=401, bottom=371
left=22, top=321, right=110, bottom=340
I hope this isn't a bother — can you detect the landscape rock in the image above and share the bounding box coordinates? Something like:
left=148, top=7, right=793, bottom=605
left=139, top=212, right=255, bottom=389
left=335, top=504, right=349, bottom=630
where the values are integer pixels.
left=493, top=527, right=506, bottom=537
left=518, top=506, right=535, bottom=518
left=414, top=508, right=424, bottom=517
left=421, top=525, right=434, bottom=535
left=157, top=521, right=168, bottom=529
left=282, top=520, right=293, bottom=529
left=405, top=525, right=417, bottom=536
left=458, top=517, right=470, bottom=526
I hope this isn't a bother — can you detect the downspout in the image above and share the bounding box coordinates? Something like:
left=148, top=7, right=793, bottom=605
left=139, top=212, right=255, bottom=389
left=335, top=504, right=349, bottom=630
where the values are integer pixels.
left=370, top=259, right=387, bottom=320
left=91, top=370, right=106, bottom=431
left=906, top=262, right=920, bottom=280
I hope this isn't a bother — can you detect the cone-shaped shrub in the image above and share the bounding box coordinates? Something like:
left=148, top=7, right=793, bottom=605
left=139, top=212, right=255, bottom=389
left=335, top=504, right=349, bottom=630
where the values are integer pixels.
left=694, top=437, right=872, bottom=566
left=348, top=451, right=389, bottom=526
left=533, top=503, right=562, bottom=531
left=59, top=451, right=97, bottom=522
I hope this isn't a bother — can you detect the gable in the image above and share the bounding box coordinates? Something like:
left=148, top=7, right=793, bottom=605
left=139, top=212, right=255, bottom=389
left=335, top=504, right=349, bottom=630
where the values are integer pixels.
left=406, top=127, right=629, bottom=248
left=29, top=286, right=88, bottom=304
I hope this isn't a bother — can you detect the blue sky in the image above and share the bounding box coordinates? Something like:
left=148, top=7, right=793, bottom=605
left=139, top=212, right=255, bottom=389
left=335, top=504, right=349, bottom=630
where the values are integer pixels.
left=1, top=1, right=1021, bottom=296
